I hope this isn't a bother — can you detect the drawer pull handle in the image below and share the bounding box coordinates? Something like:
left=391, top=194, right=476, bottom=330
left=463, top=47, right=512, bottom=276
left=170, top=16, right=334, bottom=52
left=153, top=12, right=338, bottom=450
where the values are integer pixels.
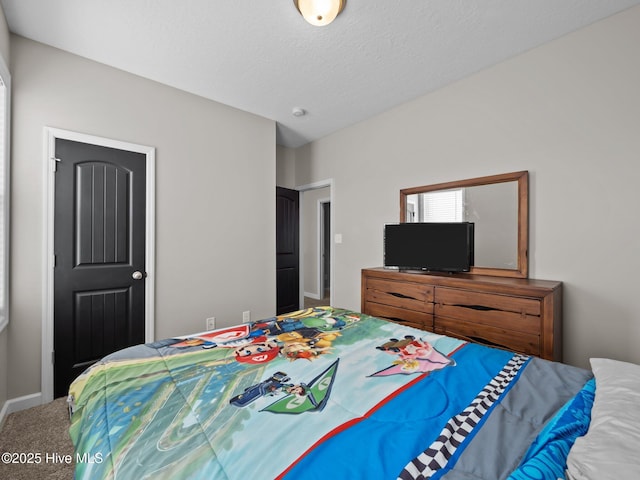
left=449, top=304, right=528, bottom=318
left=468, top=335, right=508, bottom=350
left=388, top=292, right=417, bottom=300
left=455, top=304, right=494, bottom=312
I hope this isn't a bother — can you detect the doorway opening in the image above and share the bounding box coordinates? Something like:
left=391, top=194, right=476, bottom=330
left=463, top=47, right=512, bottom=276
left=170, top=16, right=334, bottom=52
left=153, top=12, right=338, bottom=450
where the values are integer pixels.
left=298, top=181, right=333, bottom=309
left=303, top=199, right=330, bottom=308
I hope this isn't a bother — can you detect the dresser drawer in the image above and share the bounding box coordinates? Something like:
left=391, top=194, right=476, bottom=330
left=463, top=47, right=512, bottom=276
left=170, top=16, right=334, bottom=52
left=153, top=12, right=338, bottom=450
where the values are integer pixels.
left=434, top=317, right=540, bottom=357
left=362, top=268, right=561, bottom=361
left=435, top=287, right=540, bottom=335
left=365, top=278, right=434, bottom=311
left=365, top=302, right=433, bottom=331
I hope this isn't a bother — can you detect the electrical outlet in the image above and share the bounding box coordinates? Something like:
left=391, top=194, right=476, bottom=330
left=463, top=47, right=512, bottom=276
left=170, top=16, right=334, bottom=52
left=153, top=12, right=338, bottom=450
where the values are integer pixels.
left=242, top=311, right=251, bottom=323
left=206, top=317, right=216, bottom=330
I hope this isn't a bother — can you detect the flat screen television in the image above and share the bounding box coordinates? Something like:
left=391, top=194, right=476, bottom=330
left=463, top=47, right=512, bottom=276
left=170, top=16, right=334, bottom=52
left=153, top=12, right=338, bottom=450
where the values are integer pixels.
left=384, top=222, right=474, bottom=272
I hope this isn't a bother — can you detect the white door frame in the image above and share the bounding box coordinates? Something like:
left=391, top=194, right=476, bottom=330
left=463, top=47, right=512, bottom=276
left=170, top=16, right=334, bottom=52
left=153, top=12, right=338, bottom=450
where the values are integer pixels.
left=316, top=197, right=330, bottom=300
left=41, top=127, right=156, bottom=403
left=296, top=179, right=333, bottom=308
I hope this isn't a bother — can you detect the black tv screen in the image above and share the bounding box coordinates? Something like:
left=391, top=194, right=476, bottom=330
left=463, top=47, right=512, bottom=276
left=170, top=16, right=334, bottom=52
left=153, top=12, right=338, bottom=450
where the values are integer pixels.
left=384, top=222, right=474, bottom=272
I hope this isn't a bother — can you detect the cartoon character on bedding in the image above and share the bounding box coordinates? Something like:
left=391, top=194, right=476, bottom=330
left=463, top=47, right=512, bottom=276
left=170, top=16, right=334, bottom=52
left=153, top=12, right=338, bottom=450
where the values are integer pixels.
left=279, top=340, right=332, bottom=361
left=257, top=313, right=347, bottom=336
left=299, top=315, right=347, bottom=331
left=233, top=320, right=341, bottom=363
left=276, top=329, right=340, bottom=348
left=166, top=308, right=355, bottom=359
left=229, top=371, right=307, bottom=407
left=233, top=330, right=337, bottom=364
left=371, top=337, right=456, bottom=376
left=234, top=340, right=280, bottom=364
left=256, top=317, right=304, bottom=336
left=230, top=359, right=340, bottom=414
left=229, top=372, right=310, bottom=408
left=376, top=335, right=416, bottom=352
left=168, top=324, right=261, bottom=349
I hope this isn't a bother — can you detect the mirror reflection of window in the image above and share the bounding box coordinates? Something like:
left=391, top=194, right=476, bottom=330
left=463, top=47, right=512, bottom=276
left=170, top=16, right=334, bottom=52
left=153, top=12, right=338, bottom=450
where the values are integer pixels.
left=400, top=171, right=528, bottom=277
left=406, top=184, right=517, bottom=269
left=407, top=189, right=463, bottom=222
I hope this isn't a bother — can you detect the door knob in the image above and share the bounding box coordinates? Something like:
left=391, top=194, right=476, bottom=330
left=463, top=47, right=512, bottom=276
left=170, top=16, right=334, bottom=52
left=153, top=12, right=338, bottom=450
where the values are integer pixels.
left=132, top=271, right=145, bottom=280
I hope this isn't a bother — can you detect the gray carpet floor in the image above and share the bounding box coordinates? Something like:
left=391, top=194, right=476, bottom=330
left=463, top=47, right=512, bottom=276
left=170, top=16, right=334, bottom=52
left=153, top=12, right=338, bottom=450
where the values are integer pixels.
left=0, top=397, right=75, bottom=479
left=304, top=291, right=330, bottom=308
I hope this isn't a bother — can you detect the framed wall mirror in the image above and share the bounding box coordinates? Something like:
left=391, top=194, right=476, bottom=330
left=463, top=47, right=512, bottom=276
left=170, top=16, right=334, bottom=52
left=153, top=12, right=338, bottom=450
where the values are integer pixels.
left=400, top=171, right=528, bottom=278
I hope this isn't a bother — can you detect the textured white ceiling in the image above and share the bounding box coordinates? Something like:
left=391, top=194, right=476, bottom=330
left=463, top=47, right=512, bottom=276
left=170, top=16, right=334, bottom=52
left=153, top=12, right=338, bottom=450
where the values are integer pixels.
left=2, top=0, right=639, bottom=147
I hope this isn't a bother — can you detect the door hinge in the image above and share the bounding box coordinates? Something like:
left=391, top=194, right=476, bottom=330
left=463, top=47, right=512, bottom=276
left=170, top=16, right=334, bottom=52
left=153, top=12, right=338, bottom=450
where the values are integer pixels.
left=51, top=157, right=61, bottom=172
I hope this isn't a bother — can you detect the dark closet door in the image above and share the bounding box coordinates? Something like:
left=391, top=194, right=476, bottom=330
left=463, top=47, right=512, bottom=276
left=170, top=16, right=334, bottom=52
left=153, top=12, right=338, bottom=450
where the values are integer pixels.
left=276, top=187, right=300, bottom=315
left=323, top=202, right=331, bottom=292
left=53, top=139, right=146, bottom=397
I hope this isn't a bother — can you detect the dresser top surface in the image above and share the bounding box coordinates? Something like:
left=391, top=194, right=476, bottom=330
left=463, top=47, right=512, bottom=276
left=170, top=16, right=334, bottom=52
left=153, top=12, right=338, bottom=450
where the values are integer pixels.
left=363, top=267, right=562, bottom=292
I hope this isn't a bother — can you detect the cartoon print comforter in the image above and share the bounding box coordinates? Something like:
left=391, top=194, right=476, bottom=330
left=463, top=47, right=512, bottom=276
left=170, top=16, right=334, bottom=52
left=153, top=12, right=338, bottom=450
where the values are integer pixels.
left=68, top=307, right=593, bottom=480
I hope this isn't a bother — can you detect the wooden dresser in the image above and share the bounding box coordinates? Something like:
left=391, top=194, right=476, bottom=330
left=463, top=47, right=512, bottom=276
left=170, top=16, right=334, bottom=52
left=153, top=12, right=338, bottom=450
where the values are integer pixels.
left=361, top=267, right=562, bottom=361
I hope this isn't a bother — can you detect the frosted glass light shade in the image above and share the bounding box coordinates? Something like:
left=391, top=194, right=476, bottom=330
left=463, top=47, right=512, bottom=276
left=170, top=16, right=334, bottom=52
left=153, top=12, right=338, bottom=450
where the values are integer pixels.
left=295, top=0, right=345, bottom=27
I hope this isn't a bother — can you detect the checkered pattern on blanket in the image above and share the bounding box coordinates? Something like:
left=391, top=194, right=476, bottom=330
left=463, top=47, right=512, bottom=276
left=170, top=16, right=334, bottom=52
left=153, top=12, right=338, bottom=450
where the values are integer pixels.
left=398, top=354, right=529, bottom=480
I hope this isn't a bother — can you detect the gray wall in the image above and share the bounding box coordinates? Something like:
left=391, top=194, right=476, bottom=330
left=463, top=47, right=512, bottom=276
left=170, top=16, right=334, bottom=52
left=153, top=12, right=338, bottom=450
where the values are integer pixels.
left=0, top=5, right=9, bottom=415
left=276, top=145, right=297, bottom=189
left=8, top=35, right=276, bottom=399
left=287, top=6, right=640, bottom=369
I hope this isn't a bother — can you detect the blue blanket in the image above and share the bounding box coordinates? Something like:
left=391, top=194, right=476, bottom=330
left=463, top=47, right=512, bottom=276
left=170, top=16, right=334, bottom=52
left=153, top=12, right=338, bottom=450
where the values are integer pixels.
left=509, top=379, right=595, bottom=480
left=68, top=307, right=592, bottom=480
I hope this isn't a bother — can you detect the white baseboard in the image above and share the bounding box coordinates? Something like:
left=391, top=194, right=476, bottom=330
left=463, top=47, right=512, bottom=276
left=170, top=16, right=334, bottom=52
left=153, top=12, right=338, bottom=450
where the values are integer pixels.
left=0, top=392, right=43, bottom=430
left=0, top=399, right=7, bottom=430
left=304, top=291, right=322, bottom=300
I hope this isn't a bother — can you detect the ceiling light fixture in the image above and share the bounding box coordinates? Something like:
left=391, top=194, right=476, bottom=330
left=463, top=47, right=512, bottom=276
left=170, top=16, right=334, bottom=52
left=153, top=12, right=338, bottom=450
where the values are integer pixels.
left=294, top=0, right=346, bottom=27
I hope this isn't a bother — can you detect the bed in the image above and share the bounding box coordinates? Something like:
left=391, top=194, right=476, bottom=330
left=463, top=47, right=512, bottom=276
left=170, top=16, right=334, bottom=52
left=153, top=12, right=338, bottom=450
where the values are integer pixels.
left=67, top=307, right=640, bottom=479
